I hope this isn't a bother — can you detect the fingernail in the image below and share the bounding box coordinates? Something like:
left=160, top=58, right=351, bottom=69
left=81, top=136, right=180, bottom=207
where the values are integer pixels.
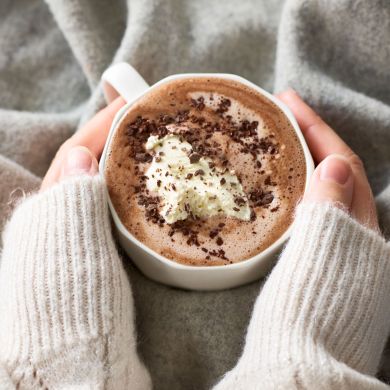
left=63, top=147, right=93, bottom=176
left=320, top=155, right=351, bottom=185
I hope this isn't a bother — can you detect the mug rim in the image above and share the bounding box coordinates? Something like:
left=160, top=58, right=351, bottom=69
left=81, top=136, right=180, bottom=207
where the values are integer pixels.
left=99, top=72, right=314, bottom=272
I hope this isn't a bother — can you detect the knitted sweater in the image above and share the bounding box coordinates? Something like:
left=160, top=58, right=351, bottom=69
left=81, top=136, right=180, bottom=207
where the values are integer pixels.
left=0, top=176, right=389, bottom=389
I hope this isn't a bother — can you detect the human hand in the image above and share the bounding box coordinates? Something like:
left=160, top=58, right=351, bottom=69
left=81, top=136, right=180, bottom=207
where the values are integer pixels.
left=41, top=89, right=378, bottom=230
left=277, top=89, right=378, bottom=231
left=41, top=97, right=125, bottom=191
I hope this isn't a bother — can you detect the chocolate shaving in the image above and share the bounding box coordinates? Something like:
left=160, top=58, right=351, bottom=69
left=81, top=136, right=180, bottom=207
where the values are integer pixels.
left=175, top=110, right=189, bottom=123
left=194, top=169, right=205, bottom=176
left=124, top=96, right=283, bottom=253
left=234, top=196, right=246, bottom=206
left=250, top=209, right=256, bottom=221
left=209, top=229, right=219, bottom=239
left=248, top=189, right=274, bottom=207
left=190, top=96, right=205, bottom=111
left=262, top=193, right=274, bottom=205
left=208, top=248, right=228, bottom=260
left=189, top=152, right=201, bottom=163
left=168, top=220, right=200, bottom=247
left=216, top=98, right=231, bottom=115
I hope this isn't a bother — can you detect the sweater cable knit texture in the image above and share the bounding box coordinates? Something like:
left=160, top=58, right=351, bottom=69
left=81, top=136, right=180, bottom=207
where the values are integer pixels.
left=0, top=177, right=389, bottom=389
left=0, top=177, right=151, bottom=389
left=215, top=203, right=390, bottom=389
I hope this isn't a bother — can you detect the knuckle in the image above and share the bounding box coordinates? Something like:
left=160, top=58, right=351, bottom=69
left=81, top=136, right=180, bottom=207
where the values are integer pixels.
left=346, top=151, right=365, bottom=171
left=304, top=116, right=328, bottom=137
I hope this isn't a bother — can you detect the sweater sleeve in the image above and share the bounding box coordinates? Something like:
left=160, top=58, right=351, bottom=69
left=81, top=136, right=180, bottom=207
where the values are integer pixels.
left=214, top=203, right=390, bottom=390
left=0, top=176, right=152, bottom=389
left=0, top=366, right=14, bottom=390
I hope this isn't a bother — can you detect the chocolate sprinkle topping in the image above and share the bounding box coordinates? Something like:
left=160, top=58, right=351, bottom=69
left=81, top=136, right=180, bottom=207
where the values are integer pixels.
left=189, top=152, right=201, bottom=163
left=123, top=92, right=281, bottom=260
left=248, top=189, right=274, bottom=207
left=194, top=169, right=205, bottom=176
left=234, top=196, right=246, bottom=206
left=190, top=96, right=206, bottom=111
left=216, top=98, right=231, bottom=115
left=209, top=229, right=219, bottom=239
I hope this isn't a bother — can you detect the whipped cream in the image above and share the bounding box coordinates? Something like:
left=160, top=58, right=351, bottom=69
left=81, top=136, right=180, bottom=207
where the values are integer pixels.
left=145, top=134, right=251, bottom=224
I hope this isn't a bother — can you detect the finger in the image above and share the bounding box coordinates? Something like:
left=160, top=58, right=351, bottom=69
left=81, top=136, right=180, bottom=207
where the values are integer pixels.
left=304, top=154, right=354, bottom=210
left=41, top=152, right=65, bottom=191
left=277, top=89, right=378, bottom=230
left=71, top=96, right=126, bottom=158
left=60, top=146, right=99, bottom=180
left=276, top=89, right=353, bottom=164
left=41, top=97, right=125, bottom=190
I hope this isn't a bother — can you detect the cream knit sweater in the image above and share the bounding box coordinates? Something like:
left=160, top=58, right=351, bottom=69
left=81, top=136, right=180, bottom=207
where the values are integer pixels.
left=0, top=176, right=389, bottom=389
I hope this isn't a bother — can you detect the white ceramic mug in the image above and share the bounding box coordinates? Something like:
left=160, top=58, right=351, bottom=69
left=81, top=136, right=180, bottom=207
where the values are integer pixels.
left=100, top=62, right=314, bottom=291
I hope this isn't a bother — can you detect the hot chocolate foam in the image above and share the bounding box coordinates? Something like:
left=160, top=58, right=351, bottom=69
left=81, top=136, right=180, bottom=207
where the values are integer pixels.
left=105, top=77, right=306, bottom=266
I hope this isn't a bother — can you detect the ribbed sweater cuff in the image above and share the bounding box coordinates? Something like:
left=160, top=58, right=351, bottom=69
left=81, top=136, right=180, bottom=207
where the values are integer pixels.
left=216, top=203, right=390, bottom=389
left=0, top=176, right=132, bottom=365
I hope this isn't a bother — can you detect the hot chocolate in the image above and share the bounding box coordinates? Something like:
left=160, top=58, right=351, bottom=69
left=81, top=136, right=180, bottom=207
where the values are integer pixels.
left=105, top=77, right=306, bottom=266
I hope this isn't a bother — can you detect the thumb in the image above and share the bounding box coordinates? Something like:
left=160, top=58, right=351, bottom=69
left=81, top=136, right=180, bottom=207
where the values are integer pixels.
left=60, top=146, right=99, bottom=180
left=304, top=154, right=354, bottom=210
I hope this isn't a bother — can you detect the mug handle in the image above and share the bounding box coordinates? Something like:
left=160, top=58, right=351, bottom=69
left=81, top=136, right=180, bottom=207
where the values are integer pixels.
left=101, top=62, right=150, bottom=104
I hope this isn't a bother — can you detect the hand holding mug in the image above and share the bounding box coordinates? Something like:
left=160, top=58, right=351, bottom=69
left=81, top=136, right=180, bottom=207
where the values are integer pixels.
left=40, top=64, right=378, bottom=290
left=277, top=89, right=378, bottom=231
left=40, top=97, right=125, bottom=191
